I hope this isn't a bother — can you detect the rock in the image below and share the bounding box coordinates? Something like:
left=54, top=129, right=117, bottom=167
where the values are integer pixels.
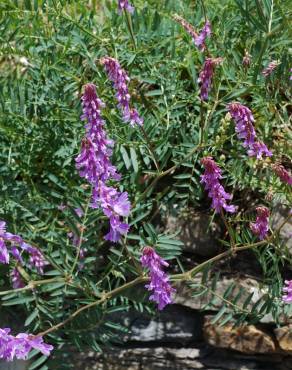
left=274, top=325, right=292, bottom=353
left=203, top=317, right=276, bottom=354
left=116, top=304, right=203, bottom=343
left=165, top=212, right=221, bottom=256
left=271, top=205, right=292, bottom=252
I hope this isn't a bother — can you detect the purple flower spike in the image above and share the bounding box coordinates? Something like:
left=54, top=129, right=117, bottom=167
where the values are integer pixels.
left=198, top=57, right=223, bottom=100
left=250, top=206, right=270, bottom=240
left=282, top=280, right=292, bottom=303
left=272, top=164, right=292, bottom=186
left=118, top=0, right=134, bottom=14
left=200, top=157, right=237, bottom=214
left=100, top=57, right=143, bottom=126
left=227, top=102, right=272, bottom=159
left=262, top=60, right=280, bottom=77
left=75, top=83, right=131, bottom=242
left=141, top=247, right=175, bottom=310
left=0, top=329, right=53, bottom=361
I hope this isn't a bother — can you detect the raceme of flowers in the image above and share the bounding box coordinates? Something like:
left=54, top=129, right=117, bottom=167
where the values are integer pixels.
left=75, top=83, right=131, bottom=242
left=198, top=57, right=223, bottom=100
left=250, top=206, right=270, bottom=240
left=0, top=328, right=53, bottom=362
left=140, top=247, right=175, bottom=310
left=173, top=15, right=211, bottom=51
left=272, top=164, right=292, bottom=186
left=242, top=49, right=251, bottom=67
left=227, top=102, right=272, bottom=159
left=282, top=280, right=292, bottom=303
left=117, top=0, right=134, bottom=14
left=262, top=60, right=280, bottom=77
left=200, top=157, right=237, bottom=214
left=100, top=57, right=143, bottom=127
left=0, top=220, right=47, bottom=275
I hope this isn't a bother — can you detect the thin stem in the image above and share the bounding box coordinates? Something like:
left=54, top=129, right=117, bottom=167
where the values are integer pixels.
left=221, top=210, right=235, bottom=250
left=0, top=277, right=66, bottom=296
left=37, top=276, right=147, bottom=337
left=140, top=126, right=160, bottom=171
left=70, top=193, right=91, bottom=275
left=124, top=9, right=136, bottom=50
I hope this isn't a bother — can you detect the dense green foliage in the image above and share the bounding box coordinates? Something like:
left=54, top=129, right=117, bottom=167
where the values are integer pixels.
left=0, top=0, right=291, bottom=368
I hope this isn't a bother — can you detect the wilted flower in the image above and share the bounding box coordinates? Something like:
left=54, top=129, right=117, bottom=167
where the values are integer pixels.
left=0, top=328, right=53, bottom=361
left=282, top=280, right=292, bottom=303
left=262, top=60, right=280, bottom=77
left=141, top=247, right=175, bottom=310
left=272, top=164, right=292, bottom=186
left=242, top=49, right=251, bottom=67
left=117, top=0, right=134, bottom=14
left=198, top=57, right=223, bottom=100
left=200, top=157, right=237, bottom=213
left=227, top=102, right=272, bottom=159
left=173, top=15, right=211, bottom=51
left=250, top=206, right=270, bottom=240
left=100, top=57, right=143, bottom=126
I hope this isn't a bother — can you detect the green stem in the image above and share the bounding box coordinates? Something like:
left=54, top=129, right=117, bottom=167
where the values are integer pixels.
left=124, top=9, right=136, bottom=50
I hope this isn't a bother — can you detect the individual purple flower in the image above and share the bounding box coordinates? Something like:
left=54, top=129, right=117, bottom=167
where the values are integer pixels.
left=242, top=49, right=251, bottom=67
left=92, top=183, right=131, bottom=242
left=100, top=57, right=143, bottom=126
left=57, top=203, right=67, bottom=211
left=198, top=57, right=223, bottom=100
left=11, top=268, right=25, bottom=289
left=272, top=164, right=292, bottom=186
left=250, top=206, right=270, bottom=240
left=282, top=280, right=292, bottom=303
left=227, top=102, right=272, bottom=159
left=194, top=20, right=211, bottom=51
left=247, top=141, right=272, bottom=159
left=200, top=157, right=237, bottom=214
left=0, top=328, right=53, bottom=361
left=262, top=60, right=280, bottom=77
left=75, top=207, right=84, bottom=218
left=0, top=239, right=9, bottom=264
left=26, top=246, right=47, bottom=274
left=118, top=0, right=134, bottom=14
left=140, top=247, right=175, bottom=310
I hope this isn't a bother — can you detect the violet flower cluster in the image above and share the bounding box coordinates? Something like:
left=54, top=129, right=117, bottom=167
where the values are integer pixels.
left=140, top=247, right=175, bottom=310
left=198, top=57, right=223, bottom=100
left=100, top=57, right=143, bottom=127
left=0, top=328, right=53, bottom=361
left=0, top=220, right=47, bottom=285
left=227, top=102, right=272, bottom=159
left=282, top=280, right=292, bottom=303
left=118, top=0, right=134, bottom=14
left=272, top=164, right=292, bottom=186
left=250, top=206, right=270, bottom=240
left=173, top=15, right=211, bottom=51
left=242, top=50, right=251, bottom=68
left=75, top=83, right=131, bottom=242
left=200, top=157, right=237, bottom=214
left=262, top=60, right=280, bottom=77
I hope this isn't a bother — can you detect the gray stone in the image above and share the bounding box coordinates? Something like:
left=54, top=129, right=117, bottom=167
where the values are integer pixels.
left=272, top=204, right=292, bottom=252
left=119, top=305, right=203, bottom=343
left=165, top=213, right=221, bottom=256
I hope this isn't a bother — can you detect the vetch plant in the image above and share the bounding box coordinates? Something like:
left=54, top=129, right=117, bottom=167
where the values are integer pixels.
left=0, top=1, right=291, bottom=368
